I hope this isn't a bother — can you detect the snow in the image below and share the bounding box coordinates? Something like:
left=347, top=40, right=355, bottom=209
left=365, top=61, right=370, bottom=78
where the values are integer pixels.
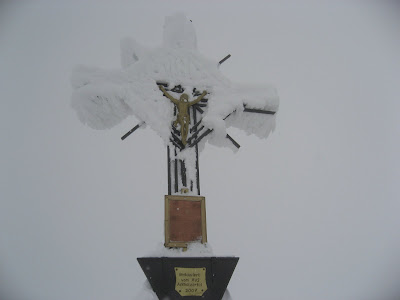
left=134, top=281, right=232, bottom=300
left=71, top=12, right=279, bottom=151
left=145, top=242, right=215, bottom=257
left=163, top=13, right=197, bottom=50
left=3, top=2, right=400, bottom=300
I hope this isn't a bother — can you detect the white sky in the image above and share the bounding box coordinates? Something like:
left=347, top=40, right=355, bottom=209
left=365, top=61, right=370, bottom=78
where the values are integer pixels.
left=1, top=1, right=400, bottom=300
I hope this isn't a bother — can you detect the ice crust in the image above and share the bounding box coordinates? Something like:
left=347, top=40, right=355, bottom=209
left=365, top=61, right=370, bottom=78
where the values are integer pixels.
left=71, top=12, right=279, bottom=150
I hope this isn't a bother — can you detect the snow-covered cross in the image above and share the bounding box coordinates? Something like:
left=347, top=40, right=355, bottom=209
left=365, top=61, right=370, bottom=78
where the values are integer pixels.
left=71, top=13, right=279, bottom=196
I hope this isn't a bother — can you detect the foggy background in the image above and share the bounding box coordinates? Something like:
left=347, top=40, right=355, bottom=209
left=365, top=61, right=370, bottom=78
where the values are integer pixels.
left=1, top=1, right=400, bottom=299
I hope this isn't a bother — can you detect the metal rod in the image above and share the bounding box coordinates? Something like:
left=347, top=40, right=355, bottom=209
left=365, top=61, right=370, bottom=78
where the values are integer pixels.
left=171, top=85, right=184, bottom=93
left=187, top=126, right=204, bottom=144
left=189, top=128, right=213, bottom=148
left=167, top=146, right=171, bottom=195
left=226, top=134, right=240, bottom=149
left=181, top=160, right=187, bottom=187
left=190, top=118, right=203, bottom=133
left=196, top=143, right=200, bottom=195
left=156, top=82, right=168, bottom=87
left=171, top=133, right=184, bottom=150
left=193, top=106, right=201, bottom=195
left=172, top=125, right=180, bottom=136
left=174, top=148, right=178, bottom=193
left=121, top=122, right=144, bottom=140
left=243, top=107, right=276, bottom=115
left=223, top=110, right=236, bottom=120
left=218, top=54, right=231, bottom=65
left=194, top=105, right=204, bottom=114
left=169, top=138, right=183, bottom=151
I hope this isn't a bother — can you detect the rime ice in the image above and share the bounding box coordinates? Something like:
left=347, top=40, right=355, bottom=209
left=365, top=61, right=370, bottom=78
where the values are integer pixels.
left=71, top=12, right=279, bottom=150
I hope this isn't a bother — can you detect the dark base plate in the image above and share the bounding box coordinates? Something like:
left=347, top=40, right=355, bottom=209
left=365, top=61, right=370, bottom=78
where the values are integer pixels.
left=137, top=257, right=239, bottom=300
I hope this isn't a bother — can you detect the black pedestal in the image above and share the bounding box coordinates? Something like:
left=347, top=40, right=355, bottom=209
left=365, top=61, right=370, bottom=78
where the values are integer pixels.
left=137, top=257, right=239, bottom=300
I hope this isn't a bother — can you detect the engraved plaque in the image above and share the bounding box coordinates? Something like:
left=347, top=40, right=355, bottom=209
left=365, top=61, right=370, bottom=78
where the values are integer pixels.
left=175, top=267, right=207, bottom=297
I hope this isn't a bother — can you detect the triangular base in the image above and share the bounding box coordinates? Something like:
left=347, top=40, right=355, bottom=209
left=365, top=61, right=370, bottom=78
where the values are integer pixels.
left=137, top=257, right=239, bottom=300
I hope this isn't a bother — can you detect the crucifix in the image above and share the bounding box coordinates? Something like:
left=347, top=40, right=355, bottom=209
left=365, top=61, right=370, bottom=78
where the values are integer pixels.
left=159, top=85, right=207, bottom=146
left=71, top=13, right=278, bottom=299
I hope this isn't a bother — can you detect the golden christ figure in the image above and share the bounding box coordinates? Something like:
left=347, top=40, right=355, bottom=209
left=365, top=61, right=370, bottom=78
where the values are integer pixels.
left=159, top=85, right=207, bottom=145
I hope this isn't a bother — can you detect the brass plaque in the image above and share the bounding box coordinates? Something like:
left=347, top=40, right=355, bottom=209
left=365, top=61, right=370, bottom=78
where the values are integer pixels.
left=175, top=267, right=207, bottom=297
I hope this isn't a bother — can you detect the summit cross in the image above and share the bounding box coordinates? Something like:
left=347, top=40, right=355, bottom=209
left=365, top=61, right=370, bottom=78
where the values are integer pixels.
left=71, top=13, right=279, bottom=299
left=71, top=14, right=278, bottom=197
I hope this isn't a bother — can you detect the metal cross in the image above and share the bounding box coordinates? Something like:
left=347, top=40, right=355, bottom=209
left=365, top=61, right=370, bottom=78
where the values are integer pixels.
left=121, top=55, right=276, bottom=196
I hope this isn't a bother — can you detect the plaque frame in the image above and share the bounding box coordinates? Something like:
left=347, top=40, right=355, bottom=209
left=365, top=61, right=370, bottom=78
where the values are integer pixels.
left=165, top=195, right=207, bottom=248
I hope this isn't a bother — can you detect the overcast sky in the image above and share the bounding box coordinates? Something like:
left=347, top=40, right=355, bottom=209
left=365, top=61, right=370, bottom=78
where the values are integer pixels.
left=1, top=1, right=400, bottom=300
